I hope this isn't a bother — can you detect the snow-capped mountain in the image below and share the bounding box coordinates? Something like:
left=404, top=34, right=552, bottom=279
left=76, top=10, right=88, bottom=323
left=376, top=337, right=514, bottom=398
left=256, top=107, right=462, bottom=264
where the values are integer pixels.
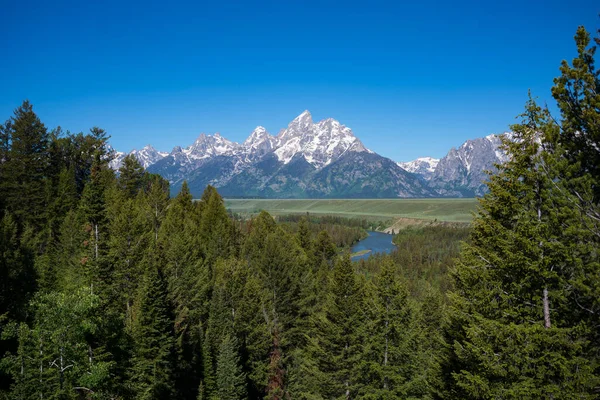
left=141, top=111, right=429, bottom=198
left=109, top=111, right=512, bottom=198
left=109, top=145, right=168, bottom=170
left=426, top=133, right=509, bottom=196
left=273, top=111, right=369, bottom=168
left=242, top=126, right=277, bottom=161
left=397, top=157, right=440, bottom=180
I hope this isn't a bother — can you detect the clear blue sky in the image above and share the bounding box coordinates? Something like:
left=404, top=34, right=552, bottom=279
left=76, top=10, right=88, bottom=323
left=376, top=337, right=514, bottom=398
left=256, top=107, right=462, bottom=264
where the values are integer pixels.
left=1, top=0, right=598, bottom=161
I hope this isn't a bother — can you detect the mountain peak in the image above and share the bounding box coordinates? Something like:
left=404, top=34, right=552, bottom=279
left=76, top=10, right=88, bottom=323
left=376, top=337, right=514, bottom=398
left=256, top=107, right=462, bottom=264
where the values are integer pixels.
left=286, top=110, right=313, bottom=132
left=244, top=126, right=271, bottom=145
left=296, top=110, right=311, bottom=119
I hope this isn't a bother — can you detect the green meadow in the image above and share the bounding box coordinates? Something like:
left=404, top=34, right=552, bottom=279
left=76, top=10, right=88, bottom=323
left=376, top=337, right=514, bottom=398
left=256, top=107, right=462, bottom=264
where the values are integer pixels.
left=224, top=198, right=478, bottom=223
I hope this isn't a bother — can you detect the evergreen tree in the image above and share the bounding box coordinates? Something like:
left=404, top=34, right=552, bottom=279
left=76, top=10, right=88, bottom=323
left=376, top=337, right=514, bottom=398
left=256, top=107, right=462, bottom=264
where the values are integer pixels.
left=296, top=217, right=312, bottom=252
left=78, top=154, right=114, bottom=295
left=0, top=213, right=35, bottom=321
left=0, top=213, right=36, bottom=393
left=550, top=26, right=600, bottom=194
left=215, top=334, right=247, bottom=400
left=130, top=260, right=177, bottom=399
left=445, top=96, right=599, bottom=397
left=119, top=154, right=145, bottom=198
left=141, top=174, right=170, bottom=244
left=312, top=230, right=337, bottom=271
left=358, top=258, right=421, bottom=398
left=105, top=186, right=150, bottom=315
left=48, top=167, right=78, bottom=238
left=54, top=209, right=87, bottom=292
left=0, top=100, right=49, bottom=230
left=158, top=181, right=207, bottom=399
left=199, top=185, right=233, bottom=263
left=308, top=255, right=365, bottom=398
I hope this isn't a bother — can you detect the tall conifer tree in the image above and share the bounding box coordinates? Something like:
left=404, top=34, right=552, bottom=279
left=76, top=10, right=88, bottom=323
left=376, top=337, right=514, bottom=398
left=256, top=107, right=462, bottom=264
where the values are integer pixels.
left=130, top=259, right=177, bottom=399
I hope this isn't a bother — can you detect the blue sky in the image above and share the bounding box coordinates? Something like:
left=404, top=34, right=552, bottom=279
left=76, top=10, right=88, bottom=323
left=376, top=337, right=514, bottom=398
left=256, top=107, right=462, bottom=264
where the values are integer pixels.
left=0, top=0, right=598, bottom=161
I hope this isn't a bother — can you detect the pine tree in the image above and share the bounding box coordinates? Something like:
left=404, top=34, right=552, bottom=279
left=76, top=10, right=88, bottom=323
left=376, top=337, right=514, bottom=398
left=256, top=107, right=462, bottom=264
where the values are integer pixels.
left=119, top=154, right=145, bottom=198
left=312, top=230, right=337, bottom=271
left=550, top=26, right=600, bottom=194
left=199, top=185, right=233, bottom=263
left=215, top=334, right=247, bottom=400
left=445, top=96, right=599, bottom=398
left=546, top=26, right=600, bottom=338
left=358, top=258, right=420, bottom=398
left=130, top=260, right=177, bottom=399
left=0, top=212, right=36, bottom=393
left=0, top=100, right=50, bottom=230
left=105, top=186, right=150, bottom=315
left=48, top=167, right=78, bottom=238
left=0, top=213, right=35, bottom=321
left=78, top=153, right=115, bottom=297
left=54, top=209, right=87, bottom=291
left=157, top=181, right=208, bottom=399
left=308, top=255, right=365, bottom=398
left=141, top=174, right=170, bottom=244
left=296, top=217, right=312, bottom=252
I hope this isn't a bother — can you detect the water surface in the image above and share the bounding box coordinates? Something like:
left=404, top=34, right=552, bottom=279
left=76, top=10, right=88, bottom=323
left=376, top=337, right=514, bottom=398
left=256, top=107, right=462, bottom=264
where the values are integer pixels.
left=351, top=231, right=396, bottom=261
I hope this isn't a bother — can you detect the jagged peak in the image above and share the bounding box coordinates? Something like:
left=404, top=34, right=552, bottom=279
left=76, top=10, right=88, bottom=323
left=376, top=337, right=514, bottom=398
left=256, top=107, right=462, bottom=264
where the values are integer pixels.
left=193, top=132, right=230, bottom=144
left=288, top=110, right=313, bottom=128
left=295, top=110, right=311, bottom=120
left=244, top=126, right=272, bottom=145
left=195, top=132, right=208, bottom=141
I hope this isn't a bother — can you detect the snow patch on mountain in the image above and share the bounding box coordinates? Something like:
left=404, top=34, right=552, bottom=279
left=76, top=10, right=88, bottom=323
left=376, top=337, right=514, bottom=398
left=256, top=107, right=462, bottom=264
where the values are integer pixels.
left=397, top=157, right=439, bottom=179
left=183, top=133, right=240, bottom=160
left=109, top=145, right=167, bottom=170
left=273, top=111, right=369, bottom=168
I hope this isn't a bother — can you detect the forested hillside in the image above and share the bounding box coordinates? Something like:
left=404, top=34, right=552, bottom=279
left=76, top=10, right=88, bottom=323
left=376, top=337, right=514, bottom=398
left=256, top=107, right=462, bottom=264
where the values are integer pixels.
left=0, top=25, right=599, bottom=399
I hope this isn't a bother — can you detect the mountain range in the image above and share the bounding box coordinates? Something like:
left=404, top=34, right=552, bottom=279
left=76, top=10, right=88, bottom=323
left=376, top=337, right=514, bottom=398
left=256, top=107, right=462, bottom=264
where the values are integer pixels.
left=110, top=111, right=509, bottom=198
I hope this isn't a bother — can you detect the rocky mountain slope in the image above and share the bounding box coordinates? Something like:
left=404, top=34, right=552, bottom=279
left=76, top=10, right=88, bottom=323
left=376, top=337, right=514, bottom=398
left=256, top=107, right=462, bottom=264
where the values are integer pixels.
left=111, top=111, right=510, bottom=198
left=399, top=133, right=509, bottom=197
left=397, top=157, right=439, bottom=181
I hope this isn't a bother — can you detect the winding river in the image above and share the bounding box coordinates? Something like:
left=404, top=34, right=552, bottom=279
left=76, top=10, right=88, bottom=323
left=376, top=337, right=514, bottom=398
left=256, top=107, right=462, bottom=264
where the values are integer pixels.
left=351, top=231, right=397, bottom=261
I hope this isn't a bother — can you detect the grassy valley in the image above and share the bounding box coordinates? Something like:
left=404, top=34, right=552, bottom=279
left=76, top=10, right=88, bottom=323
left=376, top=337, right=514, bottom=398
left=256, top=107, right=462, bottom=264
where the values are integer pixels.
left=225, top=198, right=477, bottom=228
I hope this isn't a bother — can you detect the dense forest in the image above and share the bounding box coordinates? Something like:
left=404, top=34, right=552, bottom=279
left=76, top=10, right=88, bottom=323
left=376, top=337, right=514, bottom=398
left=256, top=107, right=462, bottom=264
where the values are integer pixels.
left=0, top=25, right=599, bottom=399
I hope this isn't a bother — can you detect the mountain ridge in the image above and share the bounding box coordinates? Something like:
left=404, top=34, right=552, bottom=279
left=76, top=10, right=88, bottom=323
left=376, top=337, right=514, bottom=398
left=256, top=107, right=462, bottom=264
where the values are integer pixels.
left=111, top=111, right=509, bottom=198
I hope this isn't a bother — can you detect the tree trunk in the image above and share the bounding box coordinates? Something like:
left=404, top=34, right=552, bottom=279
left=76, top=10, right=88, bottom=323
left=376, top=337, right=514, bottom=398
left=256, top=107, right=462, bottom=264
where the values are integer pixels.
left=543, top=287, right=551, bottom=329
left=94, top=223, right=98, bottom=259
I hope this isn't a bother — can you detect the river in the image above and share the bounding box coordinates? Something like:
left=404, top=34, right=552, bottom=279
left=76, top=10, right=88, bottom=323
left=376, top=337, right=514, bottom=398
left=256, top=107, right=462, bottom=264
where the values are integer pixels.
left=351, top=231, right=397, bottom=261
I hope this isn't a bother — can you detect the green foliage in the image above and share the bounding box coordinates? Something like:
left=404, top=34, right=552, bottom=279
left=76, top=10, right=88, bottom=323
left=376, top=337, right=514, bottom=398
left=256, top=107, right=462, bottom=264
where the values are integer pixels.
left=0, top=101, right=49, bottom=230
left=216, top=334, right=247, bottom=400
left=390, top=226, right=470, bottom=296
left=358, top=259, right=422, bottom=398
left=130, top=261, right=177, bottom=399
left=119, top=154, right=145, bottom=198
left=1, top=288, right=113, bottom=399
left=445, top=26, right=600, bottom=399
left=0, top=213, right=35, bottom=321
left=305, top=256, right=365, bottom=398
